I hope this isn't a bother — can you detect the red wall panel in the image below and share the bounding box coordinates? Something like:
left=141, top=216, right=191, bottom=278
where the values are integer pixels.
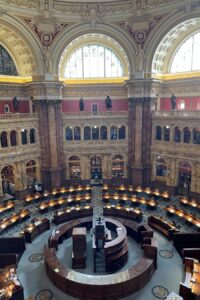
left=0, top=100, right=30, bottom=114
left=62, top=99, right=128, bottom=113
left=160, top=97, right=200, bottom=111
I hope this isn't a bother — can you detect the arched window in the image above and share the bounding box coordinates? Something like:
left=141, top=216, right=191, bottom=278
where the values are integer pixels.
left=0, top=45, right=17, bottom=75
left=183, top=127, right=191, bottom=143
left=66, top=127, right=73, bottom=141
left=74, top=127, right=81, bottom=140
left=163, top=126, right=170, bottom=141
left=110, top=126, right=117, bottom=140
left=1, top=131, right=8, bottom=147
left=68, top=155, right=81, bottom=179
left=30, top=128, right=36, bottom=144
left=21, top=129, right=28, bottom=145
left=92, top=126, right=99, bottom=140
left=193, top=128, right=200, bottom=144
left=84, top=126, right=91, bottom=140
left=174, top=127, right=181, bottom=142
left=10, top=130, right=17, bottom=146
left=155, top=126, right=162, bottom=140
left=118, top=126, right=126, bottom=139
left=156, top=158, right=167, bottom=177
left=170, top=32, right=200, bottom=73
left=4, top=104, right=10, bottom=113
left=112, top=155, right=124, bottom=178
left=64, top=45, right=124, bottom=78
left=100, top=126, right=107, bottom=140
left=178, top=100, right=185, bottom=110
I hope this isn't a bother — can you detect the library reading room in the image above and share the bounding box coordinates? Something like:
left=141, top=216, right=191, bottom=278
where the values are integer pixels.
left=0, top=1, right=200, bottom=300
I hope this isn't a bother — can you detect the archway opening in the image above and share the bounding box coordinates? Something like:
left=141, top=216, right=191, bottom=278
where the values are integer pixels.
left=90, top=155, right=102, bottom=179
left=178, top=161, right=191, bottom=196
left=1, top=165, right=15, bottom=196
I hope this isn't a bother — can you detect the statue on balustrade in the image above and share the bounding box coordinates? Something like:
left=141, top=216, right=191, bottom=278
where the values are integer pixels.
left=105, top=96, right=112, bottom=109
left=170, top=94, right=176, bottom=110
left=12, top=96, right=19, bottom=112
left=79, top=97, right=84, bottom=111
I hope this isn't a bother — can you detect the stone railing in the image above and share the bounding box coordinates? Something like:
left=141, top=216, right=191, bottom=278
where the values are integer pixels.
left=152, top=110, right=200, bottom=119
left=62, top=111, right=127, bottom=119
left=0, top=113, right=38, bottom=120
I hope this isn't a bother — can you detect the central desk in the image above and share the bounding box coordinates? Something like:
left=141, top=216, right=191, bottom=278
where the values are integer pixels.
left=45, top=217, right=156, bottom=300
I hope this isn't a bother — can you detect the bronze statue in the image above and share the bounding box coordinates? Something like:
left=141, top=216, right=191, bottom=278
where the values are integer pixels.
left=170, top=94, right=176, bottom=110
left=105, top=96, right=112, bottom=109
left=79, top=98, right=84, bottom=111
left=12, top=96, right=19, bottom=112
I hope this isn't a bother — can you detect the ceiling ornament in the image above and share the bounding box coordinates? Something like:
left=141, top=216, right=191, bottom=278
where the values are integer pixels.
left=120, top=14, right=162, bottom=46
left=78, top=3, right=105, bottom=27
left=24, top=14, right=67, bottom=47
left=4, top=0, right=39, bottom=9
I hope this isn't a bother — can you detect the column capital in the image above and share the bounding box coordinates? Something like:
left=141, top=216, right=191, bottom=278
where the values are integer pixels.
left=126, top=78, right=161, bottom=99
left=27, top=81, right=64, bottom=101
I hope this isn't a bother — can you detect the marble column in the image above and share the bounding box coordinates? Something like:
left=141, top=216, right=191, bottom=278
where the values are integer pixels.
left=127, top=79, right=160, bottom=187
left=30, top=81, right=66, bottom=190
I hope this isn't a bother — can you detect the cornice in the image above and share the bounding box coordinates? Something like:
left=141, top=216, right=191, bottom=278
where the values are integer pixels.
left=0, top=1, right=198, bottom=23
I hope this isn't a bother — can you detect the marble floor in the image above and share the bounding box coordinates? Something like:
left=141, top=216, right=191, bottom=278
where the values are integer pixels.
left=17, top=223, right=184, bottom=300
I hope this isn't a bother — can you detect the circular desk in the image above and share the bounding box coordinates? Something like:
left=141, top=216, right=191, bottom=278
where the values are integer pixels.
left=45, top=217, right=156, bottom=300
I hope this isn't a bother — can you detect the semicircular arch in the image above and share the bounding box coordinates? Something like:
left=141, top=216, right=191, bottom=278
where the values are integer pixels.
left=144, top=11, right=200, bottom=74
left=59, top=34, right=129, bottom=78
left=50, top=23, right=138, bottom=78
left=0, top=16, right=44, bottom=76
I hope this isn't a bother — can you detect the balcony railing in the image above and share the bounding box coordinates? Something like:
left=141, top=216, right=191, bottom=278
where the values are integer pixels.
left=62, top=111, right=128, bottom=119
left=0, top=113, right=38, bottom=120
left=153, top=110, right=200, bottom=118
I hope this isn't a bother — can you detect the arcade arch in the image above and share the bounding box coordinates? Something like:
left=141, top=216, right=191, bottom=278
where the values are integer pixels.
left=151, top=17, right=200, bottom=74
left=59, top=33, right=129, bottom=79
left=51, top=23, right=136, bottom=77
left=1, top=165, right=15, bottom=195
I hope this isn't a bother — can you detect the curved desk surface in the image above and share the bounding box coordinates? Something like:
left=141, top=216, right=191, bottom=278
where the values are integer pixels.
left=44, top=246, right=154, bottom=300
left=45, top=217, right=155, bottom=300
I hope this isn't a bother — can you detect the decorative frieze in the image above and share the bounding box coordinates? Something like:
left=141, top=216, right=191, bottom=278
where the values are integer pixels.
left=5, top=0, right=39, bottom=9
left=161, top=78, right=200, bottom=96
left=63, top=86, right=127, bottom=98
left=27, top=81, right=63, bottom=100
left=126, top=79, right=161, bottom=98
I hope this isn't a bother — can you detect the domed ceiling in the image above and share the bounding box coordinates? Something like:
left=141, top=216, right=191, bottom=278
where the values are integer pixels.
left=62, top=0, right=123, bottom=2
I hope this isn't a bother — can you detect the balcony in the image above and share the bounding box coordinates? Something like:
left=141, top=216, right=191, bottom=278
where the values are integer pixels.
left=153, top=110, right=200, bottom=119
left=62, top=111, right=127, bottom=120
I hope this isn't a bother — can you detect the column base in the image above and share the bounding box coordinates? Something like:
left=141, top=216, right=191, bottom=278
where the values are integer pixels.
left=190, top=191, right=200, bottom=202
left=151, top=180, right=178, bottom=195
left=128, top=165, right=151, bottom=187
left=41, top=165, right=66, bottom=190
left=15, top=189, right=28, bottom=200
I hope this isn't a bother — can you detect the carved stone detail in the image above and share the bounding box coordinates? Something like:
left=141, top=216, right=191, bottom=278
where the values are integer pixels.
left=5, top=0, right=39, bottom=9
left=120, top=14, right=162, bottom=46
left=24, top=16, right=67, bottom=47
